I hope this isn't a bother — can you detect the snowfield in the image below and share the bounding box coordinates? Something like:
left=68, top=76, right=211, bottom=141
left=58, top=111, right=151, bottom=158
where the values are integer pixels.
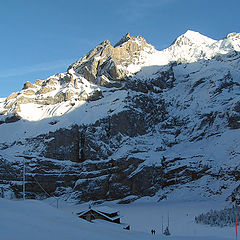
left=0, top=198, right=150, bottom=240
left=0, top=198, right=236, bottom=240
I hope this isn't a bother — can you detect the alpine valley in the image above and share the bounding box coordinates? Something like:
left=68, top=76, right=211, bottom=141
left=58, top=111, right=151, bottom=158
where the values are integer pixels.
left=0, top=30, right=240, bottom=204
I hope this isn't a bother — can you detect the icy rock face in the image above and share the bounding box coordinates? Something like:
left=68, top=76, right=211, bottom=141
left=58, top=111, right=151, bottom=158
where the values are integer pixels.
left=1, top=31, right=240, bottom=203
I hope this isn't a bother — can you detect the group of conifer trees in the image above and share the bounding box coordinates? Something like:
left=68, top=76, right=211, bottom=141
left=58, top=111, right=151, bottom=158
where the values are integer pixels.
left=195, top=206, right=240, bottom=227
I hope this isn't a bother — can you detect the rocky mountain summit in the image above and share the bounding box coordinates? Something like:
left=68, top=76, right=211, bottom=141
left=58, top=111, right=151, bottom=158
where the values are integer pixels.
left=69, top=33, right=150, bottom=84
left=0, top=31, right=240, bottom=203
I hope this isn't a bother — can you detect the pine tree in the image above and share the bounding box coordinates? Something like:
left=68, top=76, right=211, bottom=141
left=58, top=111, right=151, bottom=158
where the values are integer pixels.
left=195, top=206, right=240, bottom=227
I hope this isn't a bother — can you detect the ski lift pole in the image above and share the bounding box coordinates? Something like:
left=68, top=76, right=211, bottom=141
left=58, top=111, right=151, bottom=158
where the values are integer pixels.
left=235, top=214, right=238, bottom=240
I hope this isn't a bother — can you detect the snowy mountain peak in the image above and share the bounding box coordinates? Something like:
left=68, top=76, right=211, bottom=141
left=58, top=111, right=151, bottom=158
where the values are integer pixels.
left=222, top=32, right=240, bottom=51
left=226, top=32, right=240, bottom=39
left=1, top=31, right=240, bottom=122
left=114, top=32, right=132, bottom=47
left=69, top=33, right=151, bottom=84
left=172, top=30, right=217, bottom=48
left=163, top=30, right=239, bottom=63
left=114, top=33, right=147, bottom=48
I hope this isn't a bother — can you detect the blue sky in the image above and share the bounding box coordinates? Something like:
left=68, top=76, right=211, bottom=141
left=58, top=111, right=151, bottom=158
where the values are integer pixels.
left=0, top=0, right=239, bottom=97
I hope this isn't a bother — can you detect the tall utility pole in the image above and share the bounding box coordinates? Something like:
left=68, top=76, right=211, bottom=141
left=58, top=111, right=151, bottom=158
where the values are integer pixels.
left=23, top=157, right=25, bottom=200
left=168, top=212, right=170, bottom=228
left=162, top=215, right=164, bottom=234
left=16, top=155, right=34, bottom=201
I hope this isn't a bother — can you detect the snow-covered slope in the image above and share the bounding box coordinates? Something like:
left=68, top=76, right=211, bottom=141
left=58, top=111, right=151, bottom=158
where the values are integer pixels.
left=0, top=30, right=240, bottom=204
left=0, top=198, right=153, bottom=240
left=0, top=198, right=235, bottom=240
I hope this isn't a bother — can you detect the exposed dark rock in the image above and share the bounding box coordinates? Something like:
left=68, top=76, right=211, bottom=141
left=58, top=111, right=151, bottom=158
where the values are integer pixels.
left=69, top=33, right=148, bottom=83
left=228, top=114, right=240, bottom=129
left=5, top=115, right=21, bottom=123
left=23, top=81, right=37, bottom=90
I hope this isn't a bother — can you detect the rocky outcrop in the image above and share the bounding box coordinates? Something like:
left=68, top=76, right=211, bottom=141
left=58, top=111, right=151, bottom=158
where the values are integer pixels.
left=23, top=89, right=36, bottom=96
left=35, top=80, right=43, bottom=86
left=69, top=33, right=149, bottom=83
left=1, top=76, right=102, bottom=117
left=38, top=86, right=56, bottom=94
left=41, top=102, right=162, bottom=162
left=6, top=92, right=19, bottom=101
left=23, top=81, right=37, bottom=90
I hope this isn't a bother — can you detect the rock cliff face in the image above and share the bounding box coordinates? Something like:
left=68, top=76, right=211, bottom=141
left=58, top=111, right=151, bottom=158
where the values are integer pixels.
left=0, top=31, right=240, bottom=203
left=69, top=33, right=149, bottom=85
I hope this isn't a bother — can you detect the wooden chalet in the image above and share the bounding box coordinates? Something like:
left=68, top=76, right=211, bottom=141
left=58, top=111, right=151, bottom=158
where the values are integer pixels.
left=77, top=206, right=121, bottom=224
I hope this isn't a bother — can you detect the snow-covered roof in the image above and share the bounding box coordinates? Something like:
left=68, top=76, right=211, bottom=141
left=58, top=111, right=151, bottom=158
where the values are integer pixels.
left=93, top=210, right=121, bottom=222
left=77, top=206, right=118, bottom=216
left=77, top=209, right=90, bottom=217
left=77, top=206, right=120, bottom=222
left=93, top=206, right=118, bottom=214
